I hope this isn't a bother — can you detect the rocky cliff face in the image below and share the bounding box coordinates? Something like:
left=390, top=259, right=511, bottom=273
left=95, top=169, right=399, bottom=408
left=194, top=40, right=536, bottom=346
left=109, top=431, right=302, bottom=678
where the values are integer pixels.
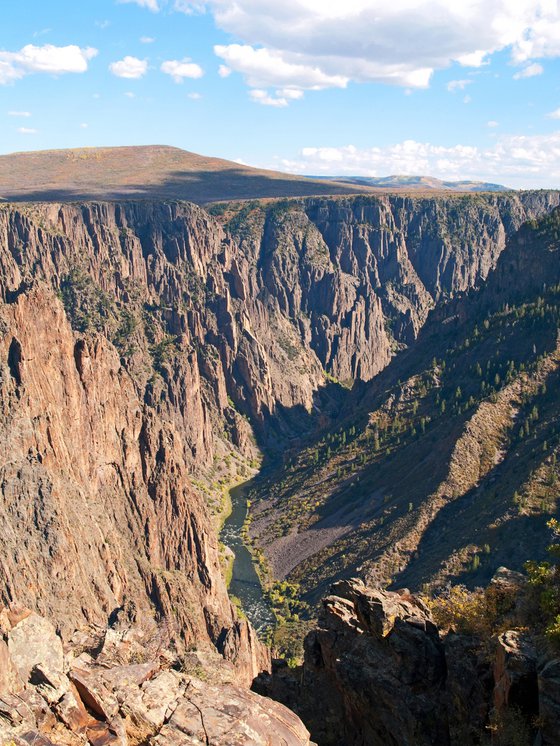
left=230, top=191, right=560, bottom=382
left=255, top=577, right=560, bottom=746
left=247, top=204, right=560, bottom=603
left=0, top=193, right=558, bottom=636
left=0, top=201, right=278, bottom=682
left=0, top=193, right=559, bottom=742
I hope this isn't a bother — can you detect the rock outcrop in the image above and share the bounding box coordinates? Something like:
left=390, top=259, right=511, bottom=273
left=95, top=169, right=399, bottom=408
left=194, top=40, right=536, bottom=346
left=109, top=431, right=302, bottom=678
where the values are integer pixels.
left=0, top=606, right=313, bottom=746
left=255, top=579, right=560, bottom=746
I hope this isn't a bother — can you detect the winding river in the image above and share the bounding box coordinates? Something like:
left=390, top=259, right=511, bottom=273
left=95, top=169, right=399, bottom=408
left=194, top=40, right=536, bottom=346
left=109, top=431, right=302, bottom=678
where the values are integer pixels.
left=220, top=482, right=275, bottom=633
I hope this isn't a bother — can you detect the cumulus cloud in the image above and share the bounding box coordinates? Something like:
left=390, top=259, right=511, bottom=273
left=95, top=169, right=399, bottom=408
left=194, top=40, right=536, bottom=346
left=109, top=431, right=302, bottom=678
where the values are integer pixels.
left=279, top=88, right=304, bottom=100
left=140, top=36, right=155, bottom=43
left=274, top=131, right=560, bottom=188
left=8, top=110, right=31, bottom=117
left=487, top=120, right=499, bottom=127
left=513, top=62, right=544, bottom=79
left=0, top=44, right=97, bottom=84
left=174, top=1, right=560, bottom=100
left=161, top=57, right=204, bottom=82
left=109, top=56, right=148, bottom=79
left=249, top=86, right=304, bottom=106
left=214, top=44, right=348, bottom=90
left=118, top=0, right=160, bottom=11
left=17, top=127, right=37, bottom=134
left=218, top=64, right=231, bottom=78
left=547, top=108, right=560, bottom=119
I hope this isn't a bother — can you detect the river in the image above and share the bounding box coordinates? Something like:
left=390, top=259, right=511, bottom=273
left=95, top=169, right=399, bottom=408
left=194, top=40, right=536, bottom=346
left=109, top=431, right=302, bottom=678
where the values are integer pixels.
left=220, top=481, right=275, bottom=633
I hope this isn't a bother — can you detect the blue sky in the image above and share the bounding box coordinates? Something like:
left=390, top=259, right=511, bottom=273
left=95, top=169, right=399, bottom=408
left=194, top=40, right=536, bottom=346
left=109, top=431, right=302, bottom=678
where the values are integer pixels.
left=2, top=0, right=560, bottom=187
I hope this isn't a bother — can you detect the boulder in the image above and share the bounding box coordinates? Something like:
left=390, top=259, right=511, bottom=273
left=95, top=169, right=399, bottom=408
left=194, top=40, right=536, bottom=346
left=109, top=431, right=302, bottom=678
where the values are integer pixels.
left=152, top=678, right=313, bottom=746
left=291, top=579, right=449, bottom=746
left=8, top=613, right=64, bottom=683
left=69, top=667, right=119, bottom=720
left=0, top=606, right=312, bottom=746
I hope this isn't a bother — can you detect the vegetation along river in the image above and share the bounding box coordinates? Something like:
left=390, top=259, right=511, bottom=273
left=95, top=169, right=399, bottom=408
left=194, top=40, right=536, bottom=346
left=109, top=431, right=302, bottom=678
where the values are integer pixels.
left=220, top=481, right=275, bottom=633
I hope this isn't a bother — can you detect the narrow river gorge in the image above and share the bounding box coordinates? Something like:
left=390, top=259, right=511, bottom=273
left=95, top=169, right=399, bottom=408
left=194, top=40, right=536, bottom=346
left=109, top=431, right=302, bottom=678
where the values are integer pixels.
left=220, top=482, right=275, bottom=633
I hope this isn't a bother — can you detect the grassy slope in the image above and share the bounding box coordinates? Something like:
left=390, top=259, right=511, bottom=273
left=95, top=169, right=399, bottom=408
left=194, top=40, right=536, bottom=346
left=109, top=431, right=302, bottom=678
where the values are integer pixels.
left=0, top=145, right=385, bottom=204
left=248, top=210, right=560, bottom=602
left=0, top=145, right=515, bottom=205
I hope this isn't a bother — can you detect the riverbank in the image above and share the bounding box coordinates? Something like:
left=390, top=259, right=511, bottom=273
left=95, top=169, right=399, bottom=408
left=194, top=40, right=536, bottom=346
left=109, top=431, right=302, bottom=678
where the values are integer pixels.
left=220, top=480, right=275, bottom=633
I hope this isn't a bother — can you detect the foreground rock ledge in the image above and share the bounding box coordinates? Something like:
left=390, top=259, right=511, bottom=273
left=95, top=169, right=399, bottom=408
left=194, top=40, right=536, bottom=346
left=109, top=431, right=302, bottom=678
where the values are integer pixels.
left=255, top=578, right=560, bottom=746
left=0, top=606, right=313, bottom=746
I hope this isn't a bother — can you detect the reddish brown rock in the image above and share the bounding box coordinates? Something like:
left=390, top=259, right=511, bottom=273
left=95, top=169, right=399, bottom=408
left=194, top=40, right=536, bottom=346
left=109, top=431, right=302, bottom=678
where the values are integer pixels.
left=0, top=607, right=311, bottom=746
left=69, top=668, right=119, bottom=721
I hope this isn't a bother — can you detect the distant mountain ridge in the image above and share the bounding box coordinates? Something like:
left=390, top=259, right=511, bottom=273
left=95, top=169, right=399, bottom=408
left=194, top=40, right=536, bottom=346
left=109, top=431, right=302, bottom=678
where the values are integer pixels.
left=0, top=145, right=511, bottom=203
left=309, top=174, right=510, bottom=192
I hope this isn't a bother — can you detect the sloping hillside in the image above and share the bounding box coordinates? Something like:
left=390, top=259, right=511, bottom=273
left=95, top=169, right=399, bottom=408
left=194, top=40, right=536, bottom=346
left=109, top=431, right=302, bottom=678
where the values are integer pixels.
left=247, top=208, right=560, bottom=602
left=0, top=145, right=380, bottom=203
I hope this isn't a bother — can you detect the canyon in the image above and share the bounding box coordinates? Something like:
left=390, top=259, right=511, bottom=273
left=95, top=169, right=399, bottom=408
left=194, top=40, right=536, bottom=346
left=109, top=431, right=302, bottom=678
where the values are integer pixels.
left=1, top=184, right=560, bottom=743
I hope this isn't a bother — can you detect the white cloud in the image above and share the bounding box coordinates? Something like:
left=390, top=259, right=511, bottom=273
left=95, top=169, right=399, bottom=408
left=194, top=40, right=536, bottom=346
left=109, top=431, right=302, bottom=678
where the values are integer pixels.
left=160, top=57, right=203, bottom=82
left=174, top=0, right=206, bottom=13
left=218, top=64, right=231, bottom=78
left=513, top=62, right=544, bottom=79
left=0, top=44, right=97, bottom=84
left=118, top=0, right=160, bottom=11
left=447, top=79, right=472, bottom=92
left=187, top=92, right=202, bottom=99
left=274, top=130, right=560, bottom=188
left=140, top=36, right=155, bottom=43
left=547, top=108, right=560, bottom=119
left=17, top=127, right=37, bottom=134
left=463, top=94, right=472, bottom=104
left=109, top=56, right=148, bottom=79
left=8, top=110, right=31, bottom=117
left=124, top=91, right=136, bottom=98
left=80, top=122, right=88, bottom=128
left=249, top=89, right=289, bottom=107
left=214, top=44, right=349, bottom=90
left=278, top=88, right=304, bottom=100
left=184, top=1, right=560, bottom=98
left=487, top=120, right=499, bottom=127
